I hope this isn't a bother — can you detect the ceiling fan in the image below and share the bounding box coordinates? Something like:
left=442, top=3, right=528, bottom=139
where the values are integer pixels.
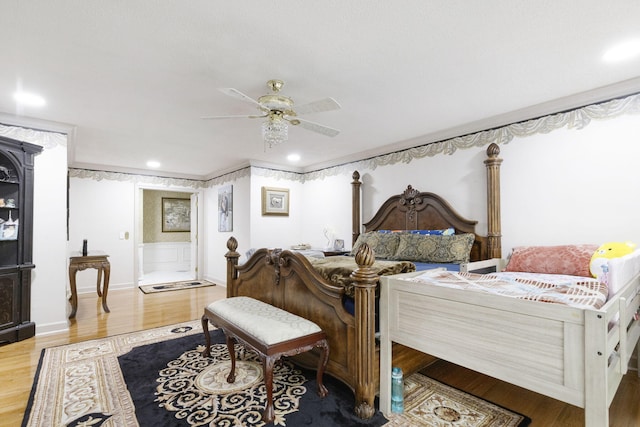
left=202, top=79, right=341, bottom=147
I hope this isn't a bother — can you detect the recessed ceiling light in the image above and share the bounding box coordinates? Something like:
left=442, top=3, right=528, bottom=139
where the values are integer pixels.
left=146, top=160, right=161, bottom=168
left=603, top=39, right=640, bottom=62
left=287, top=153, right=301, bottom=162
left=13, top=91, right=46, bottom=107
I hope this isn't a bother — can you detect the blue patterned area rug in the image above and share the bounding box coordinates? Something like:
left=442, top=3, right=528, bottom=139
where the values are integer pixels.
left=22, top=321, right=530, bottom=426
left=119, top=329, right=387, bottom=426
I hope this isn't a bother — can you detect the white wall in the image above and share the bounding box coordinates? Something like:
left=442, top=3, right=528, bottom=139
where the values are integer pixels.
left=357, top=148, right=486, bottom=238
left=142, top=242, right=191, bottom=272
left=499, top=114, right=640, bottom=252
left=31, top=143, right=69, bottom=334
left=203, top=172, right=305, bottom=285
left=301, top=113, right=640, bottom=258
left=249, top=174, right=303, bottom=249
left=204, top=176, right=251, bottom=284
left=68, top=177, right=136, bottom=292
left=294, top=148, right=492, bottom=253
left=302, top=173, right=354, bottom=249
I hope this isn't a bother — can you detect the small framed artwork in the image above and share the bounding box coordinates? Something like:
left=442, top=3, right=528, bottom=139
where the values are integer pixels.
left=162, top=197, right=191, bottom=232
left=262, top=187, right=289, bottom=216
left=218, top=185, right=233, bottom=232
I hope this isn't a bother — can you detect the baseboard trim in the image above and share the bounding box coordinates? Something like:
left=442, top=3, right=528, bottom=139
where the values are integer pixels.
left=36, top=320, right=70, bottom=336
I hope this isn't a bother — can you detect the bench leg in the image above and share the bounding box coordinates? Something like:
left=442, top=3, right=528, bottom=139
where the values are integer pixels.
left=226, top=335, right=237, bottom=383
left=262, top=355, right=277, bottom=423
left=316, top=339, right=329, bottom=397
left=201, top=315, right=212, bottom=357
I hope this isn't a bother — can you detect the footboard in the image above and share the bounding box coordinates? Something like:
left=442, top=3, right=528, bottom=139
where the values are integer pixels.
left=225, top=237, right=379, bottom=418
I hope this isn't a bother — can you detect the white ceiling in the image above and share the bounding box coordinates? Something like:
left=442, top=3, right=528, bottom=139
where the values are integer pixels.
left=1, top=1, right=639, bottom=179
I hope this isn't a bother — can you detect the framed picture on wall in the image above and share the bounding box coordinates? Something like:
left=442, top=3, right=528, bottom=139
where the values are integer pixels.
left=262, top=187, right=289, bottom=216
left=162, top=197, right=191, bottom=232
left=218, top=185, right=233, bottom=232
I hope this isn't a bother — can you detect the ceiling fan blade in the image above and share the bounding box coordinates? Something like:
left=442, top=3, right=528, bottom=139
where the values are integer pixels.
left=201, top=114, right=267, bottom=120
left=292, top=117, right=340, bottom=137
left=218, top=88, right=265, bottom=109
left=294, top=97, right=341, bottom=115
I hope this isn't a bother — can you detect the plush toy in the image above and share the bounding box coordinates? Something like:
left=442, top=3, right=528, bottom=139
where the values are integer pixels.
left=590, top=241, right=637, bottom=278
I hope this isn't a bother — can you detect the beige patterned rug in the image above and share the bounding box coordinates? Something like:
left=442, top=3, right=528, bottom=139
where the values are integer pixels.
left=138, top=279, right=216, bottom=294
left=385, top=374, right=530, bottom=426
left=23, top=321, right=530, bottom=426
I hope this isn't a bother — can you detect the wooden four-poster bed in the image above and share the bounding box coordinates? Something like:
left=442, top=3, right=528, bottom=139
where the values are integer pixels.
left=223, top=144, right=504, bottom=418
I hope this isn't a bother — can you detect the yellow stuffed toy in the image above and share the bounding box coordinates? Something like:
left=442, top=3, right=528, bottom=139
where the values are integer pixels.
left=590, top=241, right=637, bottom=279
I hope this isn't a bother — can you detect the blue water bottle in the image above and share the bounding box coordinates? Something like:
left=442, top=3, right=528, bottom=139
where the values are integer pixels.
left=391, top=366, right=404, bottom=413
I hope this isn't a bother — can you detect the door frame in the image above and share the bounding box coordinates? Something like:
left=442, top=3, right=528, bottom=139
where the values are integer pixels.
left=133, top=183, right=203, bottom=285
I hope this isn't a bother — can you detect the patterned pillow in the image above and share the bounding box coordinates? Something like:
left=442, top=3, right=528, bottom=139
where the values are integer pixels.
left=504, top=244, right=598, bottom=277
left=389, top=233, right=475, bottom=263
left=350, top=232, right=400, bottom=259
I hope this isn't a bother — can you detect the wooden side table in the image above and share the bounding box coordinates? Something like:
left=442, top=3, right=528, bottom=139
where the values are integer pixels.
left=68, top=251, right=111, bottom=319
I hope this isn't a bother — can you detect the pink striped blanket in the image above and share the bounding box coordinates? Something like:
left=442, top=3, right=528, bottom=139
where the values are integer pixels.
left=402, top=270, right=608, bottom=309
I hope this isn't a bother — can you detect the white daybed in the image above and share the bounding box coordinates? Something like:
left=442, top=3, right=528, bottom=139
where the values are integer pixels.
left=379, top=250, right=640, bottom=427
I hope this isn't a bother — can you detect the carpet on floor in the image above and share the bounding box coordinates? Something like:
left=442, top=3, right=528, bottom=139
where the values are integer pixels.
left=22, top=321, right=530, bottom=426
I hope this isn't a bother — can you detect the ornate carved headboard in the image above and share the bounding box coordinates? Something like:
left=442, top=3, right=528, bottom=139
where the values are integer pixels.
left=351, top=143, right=503, bottom=262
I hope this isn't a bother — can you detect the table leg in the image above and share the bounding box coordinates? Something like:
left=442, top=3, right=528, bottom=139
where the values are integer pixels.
left=96, top=266, right=103, bottom=297
left=68, top=265, right=79, bottom=319
left=101, top=261, right=111, bottom=313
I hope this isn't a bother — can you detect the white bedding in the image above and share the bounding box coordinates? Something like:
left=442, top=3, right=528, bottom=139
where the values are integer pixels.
left=400, top=269, right=608, bottom=309
left=603, top=249, right=640, bottom=296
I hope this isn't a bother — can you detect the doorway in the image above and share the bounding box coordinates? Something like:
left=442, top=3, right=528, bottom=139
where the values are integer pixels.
left=135, top=187, right=200, bottom=286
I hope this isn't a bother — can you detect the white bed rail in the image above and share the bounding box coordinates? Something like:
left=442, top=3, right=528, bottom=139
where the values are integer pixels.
left=459, top=257, right=505, bottom=273
left=584, top=262, right=640, bottom=426
left=380, top=249, right=640, bottom=427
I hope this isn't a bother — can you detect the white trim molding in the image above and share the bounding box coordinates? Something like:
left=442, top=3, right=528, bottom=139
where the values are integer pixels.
left=0, top=123, right=67, bottom=149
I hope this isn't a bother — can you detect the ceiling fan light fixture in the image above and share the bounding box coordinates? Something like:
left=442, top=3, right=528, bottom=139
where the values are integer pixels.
left=208, top=79, right=341, bottom=146
left=262, top=115, right=288, bottom=148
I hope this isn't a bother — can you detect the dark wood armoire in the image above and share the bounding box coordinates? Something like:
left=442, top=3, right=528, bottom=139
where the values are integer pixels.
left=0, top=136, right=42, bottom=344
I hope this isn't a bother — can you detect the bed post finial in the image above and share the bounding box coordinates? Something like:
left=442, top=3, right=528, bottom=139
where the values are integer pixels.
left=484, top=143, right=502, bottom=259
left=352, top=171, right=362, bottom=247
left=227, top=236, right=238, bottom=252
left=350, top=243, right=377, bottom=419
left=353, top=243, right=375, bottom=268
left=225, top=237, right=241, bottom=298
left=486, top=142, right=500, bottom=158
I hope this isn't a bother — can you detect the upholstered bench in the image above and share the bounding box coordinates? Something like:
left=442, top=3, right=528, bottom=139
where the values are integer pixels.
left=201, top=296, right=330, bottom=423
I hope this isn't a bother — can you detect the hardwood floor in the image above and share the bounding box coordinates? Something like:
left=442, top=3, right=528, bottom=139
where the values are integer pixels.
left=2, top=284, right=640, bottom=426
left=0, top=284, right=227, bottom=427
left=421, top=359, right=640, bottom=427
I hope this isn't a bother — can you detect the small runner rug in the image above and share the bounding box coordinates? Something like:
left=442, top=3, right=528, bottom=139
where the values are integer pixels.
left=22, top=321, right=530, bottom=427
left=138, top=279, right=216, bottom=294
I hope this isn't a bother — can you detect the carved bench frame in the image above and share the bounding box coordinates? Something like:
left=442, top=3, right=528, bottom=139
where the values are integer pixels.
left=202, top=301, right=330, bottom=423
